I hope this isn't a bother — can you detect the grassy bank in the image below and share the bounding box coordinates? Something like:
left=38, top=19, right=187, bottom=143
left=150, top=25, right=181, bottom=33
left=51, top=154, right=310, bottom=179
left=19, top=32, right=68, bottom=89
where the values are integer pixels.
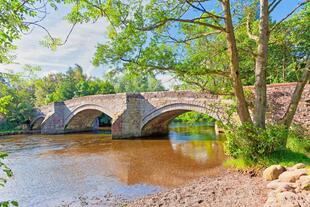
left=224, top=125, right=310, bottom=169
left=224, top=126, right=310, bottom=170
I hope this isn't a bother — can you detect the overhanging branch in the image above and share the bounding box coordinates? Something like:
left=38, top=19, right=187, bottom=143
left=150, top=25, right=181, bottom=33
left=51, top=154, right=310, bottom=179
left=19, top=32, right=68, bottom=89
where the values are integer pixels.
left=246, top=13, right=259, bottom=42
left=270, top=0, right=309, bottom=32
left=268, top=0, right=282, bottom=13
left=165, top=31, right=221, bottom=44
left=119, top=57, right=230, bottom=77
left=137, top=17, right=226, bottom=32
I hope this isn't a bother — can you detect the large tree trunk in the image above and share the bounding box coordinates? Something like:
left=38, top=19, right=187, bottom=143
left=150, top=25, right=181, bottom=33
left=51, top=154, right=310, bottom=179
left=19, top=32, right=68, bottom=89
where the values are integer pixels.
left=221, top=0, right=252, bottom=124
left=254, top=0, right=269, bottom=128
left=280, top=57, right=310, bottom=128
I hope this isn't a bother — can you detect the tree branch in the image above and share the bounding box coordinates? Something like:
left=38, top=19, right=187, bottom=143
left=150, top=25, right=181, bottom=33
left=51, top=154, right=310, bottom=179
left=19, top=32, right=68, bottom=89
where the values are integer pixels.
left=165, top=31, right=221, bottom=44
left=270, top=0, right=309, bottom=32
left=14, top=0, right=32, bottom=12
left=280, top=57, right=310, bottom=128
left=268, top=0, right=282, bottom=13
left=185, top=0, right=225, bottom=19
left=119, top=57, right=230, bottom=77
left=83, top=0, right=117, bottom=30
left=23, top=21, right=77, bottom=46
left=137, top=17, right=226, bottom=32
left=185, top=0, right=205, bottom=13
left=246, top=13, right=259, bottom=41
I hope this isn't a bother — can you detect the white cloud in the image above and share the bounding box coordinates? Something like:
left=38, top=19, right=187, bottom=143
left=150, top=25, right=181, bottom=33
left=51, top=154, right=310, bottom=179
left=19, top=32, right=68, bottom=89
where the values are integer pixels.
left=0, top=3, right=172, bottom=88
left=0, top=4, right=109, bottom=78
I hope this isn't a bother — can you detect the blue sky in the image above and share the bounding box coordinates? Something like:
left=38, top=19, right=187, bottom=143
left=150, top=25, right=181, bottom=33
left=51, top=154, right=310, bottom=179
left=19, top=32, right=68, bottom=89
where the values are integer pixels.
left=0, top=0, right=301, bottom=81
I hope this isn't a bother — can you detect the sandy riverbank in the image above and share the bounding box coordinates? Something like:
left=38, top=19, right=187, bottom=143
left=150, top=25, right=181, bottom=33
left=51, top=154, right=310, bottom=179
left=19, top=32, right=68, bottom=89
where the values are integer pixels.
left=55, top=169, right=269, bottom=207
left=126, top=169, right=268, bottom=207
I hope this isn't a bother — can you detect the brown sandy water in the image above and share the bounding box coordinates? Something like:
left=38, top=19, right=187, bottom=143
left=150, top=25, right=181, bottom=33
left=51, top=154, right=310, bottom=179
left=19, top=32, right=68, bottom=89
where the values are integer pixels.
left=0, top=122, right=225, bottom=206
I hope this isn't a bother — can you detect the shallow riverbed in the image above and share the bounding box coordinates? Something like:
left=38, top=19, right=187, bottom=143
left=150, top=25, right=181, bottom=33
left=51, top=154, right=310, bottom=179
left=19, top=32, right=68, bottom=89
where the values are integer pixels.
left=0, top=122, right=225, bottom=206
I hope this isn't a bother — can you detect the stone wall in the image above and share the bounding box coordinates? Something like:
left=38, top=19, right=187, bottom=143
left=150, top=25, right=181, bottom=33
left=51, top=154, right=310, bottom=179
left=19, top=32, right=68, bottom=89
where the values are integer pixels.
left=246, top=83, right=310, bottom=132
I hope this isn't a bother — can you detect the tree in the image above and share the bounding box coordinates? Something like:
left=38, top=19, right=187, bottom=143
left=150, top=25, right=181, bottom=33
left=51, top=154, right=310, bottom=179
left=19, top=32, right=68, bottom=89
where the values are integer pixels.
left=74, top=79, right=116, bottom=97
left=0, top=67, right=39, bottom=127
left=281, top=58, right=310, bottom=128
left=0, top=95, right=12, bottom=115
left=0, top=0, right=80, bottom=63
left=105, top=70, right=165, bottom=93
left=0, top=0, right=56, bottom=63
left=64, top=0, right=309, bottom=130
left=34, top=73, right=64, bottom=106
left=31, top=64, right=163, bottom=107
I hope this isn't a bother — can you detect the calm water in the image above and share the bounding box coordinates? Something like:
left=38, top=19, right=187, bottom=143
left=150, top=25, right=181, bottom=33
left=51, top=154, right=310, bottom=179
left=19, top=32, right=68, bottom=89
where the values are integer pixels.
left=0, top=122, right=225, bottom=206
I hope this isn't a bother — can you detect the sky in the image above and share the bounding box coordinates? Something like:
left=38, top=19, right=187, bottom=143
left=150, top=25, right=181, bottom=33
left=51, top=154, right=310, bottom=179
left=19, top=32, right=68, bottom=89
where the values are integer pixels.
left=0, top=0, right=302, bottom=83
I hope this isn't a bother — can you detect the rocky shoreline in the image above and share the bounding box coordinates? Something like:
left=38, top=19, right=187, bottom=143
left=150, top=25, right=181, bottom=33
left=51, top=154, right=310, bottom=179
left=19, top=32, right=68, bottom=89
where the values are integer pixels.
left=127, top=164, right=310, bottom=207
left=55, top=164, right=309, bottom=207
left=126, top=169, right=269, bottom=207
left=263, top=163, right=310, bottom=207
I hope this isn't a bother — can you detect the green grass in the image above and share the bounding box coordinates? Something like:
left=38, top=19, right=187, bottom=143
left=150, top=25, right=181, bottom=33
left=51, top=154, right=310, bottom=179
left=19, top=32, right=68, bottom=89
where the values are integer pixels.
left=258, top=149, right=310, bottom=166
left=286, top=133, right=310, bottom=154
left=224, top=133, right=310, bottom=170
left=224, top=158, right=256, bottom=170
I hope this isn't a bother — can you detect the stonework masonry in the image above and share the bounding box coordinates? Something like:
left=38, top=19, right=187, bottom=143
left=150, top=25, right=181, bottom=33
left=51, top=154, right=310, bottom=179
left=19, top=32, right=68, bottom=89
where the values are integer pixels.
left=31, top=83, right=310, bottom=138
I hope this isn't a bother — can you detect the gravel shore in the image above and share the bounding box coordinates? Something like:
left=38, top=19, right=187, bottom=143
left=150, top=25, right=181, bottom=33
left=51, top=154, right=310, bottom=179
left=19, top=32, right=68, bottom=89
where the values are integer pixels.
left=127, top=169, right=269, bottom=207
left=56, top=169, right=269, bottom=207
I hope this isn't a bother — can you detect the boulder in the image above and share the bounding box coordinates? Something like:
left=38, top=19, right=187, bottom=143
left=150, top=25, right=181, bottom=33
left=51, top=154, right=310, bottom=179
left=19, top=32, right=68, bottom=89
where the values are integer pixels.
left=299, top=175, right=310, bottom=182
left=278, top=169, right=307, bottom=183
left=267, top=180, right=296, bottom=190
left=298, top=175, right=310, bottom=190
left=276, top=191, right=300, bottom=207
left=263, top=165, right=286, bottom=181
left=292, top=163, right=306, bottom=170
left=264, top=195, right=278, bottom=207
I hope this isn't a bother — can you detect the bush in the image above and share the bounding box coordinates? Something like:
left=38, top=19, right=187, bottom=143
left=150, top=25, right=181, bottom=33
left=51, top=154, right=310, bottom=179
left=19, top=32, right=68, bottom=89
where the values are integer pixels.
left=0, top=121, right=20, bottom=133
left=287, top=125, right=310, bottom=154
left=173, top=112, right=216, bottom=124
left=224, top=124, right=288, bottom=161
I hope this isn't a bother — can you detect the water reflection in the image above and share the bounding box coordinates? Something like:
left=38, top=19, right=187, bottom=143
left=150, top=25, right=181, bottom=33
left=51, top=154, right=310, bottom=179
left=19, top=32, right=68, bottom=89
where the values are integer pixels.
left=0, top=122, right=225, bottom=206
left=169, top=122, right=225, bottom=164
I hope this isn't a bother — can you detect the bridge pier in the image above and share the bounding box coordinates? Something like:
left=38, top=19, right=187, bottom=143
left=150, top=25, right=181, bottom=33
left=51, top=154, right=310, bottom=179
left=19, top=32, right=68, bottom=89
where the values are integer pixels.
left=41, top=102, right=66, bottom=134
left=111, top=94, right=147, bottom=138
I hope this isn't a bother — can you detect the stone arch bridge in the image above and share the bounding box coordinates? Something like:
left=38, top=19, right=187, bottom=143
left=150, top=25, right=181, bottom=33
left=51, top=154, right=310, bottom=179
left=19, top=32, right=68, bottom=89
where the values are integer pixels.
left=31, top=83, right=310, bottom=138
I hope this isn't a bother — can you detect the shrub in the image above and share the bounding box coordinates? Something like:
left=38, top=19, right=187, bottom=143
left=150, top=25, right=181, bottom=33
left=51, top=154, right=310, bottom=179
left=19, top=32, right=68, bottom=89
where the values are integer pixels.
left=224, top=124, right=288, bottom=161
left=173, top=112, right=216, bottom=124
left=0, top=152, right=18, bottom=206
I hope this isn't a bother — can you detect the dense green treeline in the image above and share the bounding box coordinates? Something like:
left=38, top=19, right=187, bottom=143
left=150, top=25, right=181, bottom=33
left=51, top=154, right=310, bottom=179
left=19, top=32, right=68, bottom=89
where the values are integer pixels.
left=174, top=112, right=216, bottom=125
left=0, top=65, right=165, bottom=131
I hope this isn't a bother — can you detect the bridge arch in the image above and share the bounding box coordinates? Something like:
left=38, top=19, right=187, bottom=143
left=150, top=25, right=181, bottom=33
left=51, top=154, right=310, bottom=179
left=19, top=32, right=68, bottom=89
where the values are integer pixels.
left=64, top=104, right=114, bottom=132
left=141, top=103, right=220, bottom=137
left=30, top=115, right=45, bottom=130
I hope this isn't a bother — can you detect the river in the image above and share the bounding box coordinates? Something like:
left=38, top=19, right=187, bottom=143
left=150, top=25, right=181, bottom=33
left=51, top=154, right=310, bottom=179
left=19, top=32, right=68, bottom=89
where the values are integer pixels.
left=0, top=122, right=225, bottom=206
